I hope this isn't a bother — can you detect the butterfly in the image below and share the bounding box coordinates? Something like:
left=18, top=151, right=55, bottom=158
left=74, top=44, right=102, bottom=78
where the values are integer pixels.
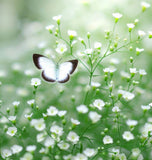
left=33, top=54, right=78, bottom=83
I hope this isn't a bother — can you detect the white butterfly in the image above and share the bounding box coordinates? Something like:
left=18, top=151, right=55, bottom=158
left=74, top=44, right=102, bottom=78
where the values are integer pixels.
left=33, top=54, right=78, bottom=83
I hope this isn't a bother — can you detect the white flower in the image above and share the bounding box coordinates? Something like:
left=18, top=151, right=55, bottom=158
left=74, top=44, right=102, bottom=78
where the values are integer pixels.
left=63, top=154, right=73, bottom=160
left=52, top=15, right=62, bottom=22
left=68, top=30, right=77, bottom=37
left=24, top=69, right=35, bottom=76
left=122, top=131, right=134, bottom=141
left=57, top=141, right=70, bottom=150
left=45, top=25, right=54, bottom=31
left=136, top=48, right=144, bottom=55
left=73, top=153, right=88, bottom=160
left=11, top=144, right=23, bottom=154
left=103, top=67, right=116, bottom=73
left=84, top=48, right=93, bottom=55
left=8, top=116, right=16, bottom=121
left=110, top=58, right=120, bottom=65
left=141, top=123, right=152, bottom=137
left=0, top=116, right=8, bottom=123
left=120, top=71, right=130, bottom=79
left=71, top=118, right=80, bottom=125
left=94, top=42, right=102, bottom=49
left=118, top=153, right=127, bottom=160
left=50, top=125, right=63, bottom=136
left=132, top=148, right=141, bottom=157
left=67, top=131, right=79, bottom=144
left=112, top=106, right=120, bottom=113
left=118, top=90, right=135, bottom=101
left=76, top=105, right=88, bottom=114
left=149, top=31, right=152, bottom=38
left=39, top=147, right=46, bottom=154
left=57, top=110, right=67, bottom=117
left=139, top=69, right=147, bottom=76
left=127, top=23, right=135, bottom=29
left=112, top=13, right=123, bottom=19
left=26, top=145, right=37, bottom=152
left=91, top=82, right=101, bottom=87
left=83, top=148, right=97, bottom=157
left=20, top=152, right=33, bottom=160
left=138, top=30, right=146, bottom=37
left=7, top=127, right=17, bottom=136
left=44, top=136, right=55, bottom=148
left=37, top=132, right=46, bottom=142
left=129, top=68, right=137, bottom=74
left=25, top=113, right=33, bottom=119
left=47, top=106, right=58, bottom=116
left=30, top=118, right=46, bottom=131
left=56, top=43, right=67, bottom=54
left=93, top=99, right=105, bottom=110
left=27, top=99, right=35, bottom=105
left=103, top=135, right=113, bottom=144
left=1, top=149, right=12, bottom=158
left=12, top=101, right=20, bottom=106
left=141, top=2, right=151, bottom=9
left=31, top=78, right=41, bottom=86
left=89, top=111, right=101, bottom=123
left=126, top=119, right=138, bottom=127
left=141, top=105, right=150, bottom=110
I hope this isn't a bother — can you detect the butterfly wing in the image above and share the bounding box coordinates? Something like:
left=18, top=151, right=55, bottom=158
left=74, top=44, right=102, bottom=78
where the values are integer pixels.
left=57, top=60, right=78, bottom=83
left=33, top=54, right=56, bottom=82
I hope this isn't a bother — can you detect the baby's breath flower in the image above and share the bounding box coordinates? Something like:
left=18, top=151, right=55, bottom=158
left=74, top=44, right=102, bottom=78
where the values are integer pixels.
left=39, top=147, right=46, bottom=154
left=89, top=111, right=101, bottom=123
left=139, top=69, right=147, bottom=76
left=50, top=125, right=63, bottom=136
left=94, top=42, right=102, bottom=49
left=11, top=144, right=23, bottom=154
left=47, top=106, right=58, bottom=116
left=131, top=148, right=141, bottom=157
left=91, top=81, right=101, bottom=87
left=110, top=58, right=120, bottom=65
left=141, top=2, right=151, bottom=12
left=63, top=154, right=73, bottom=160
left=141, top=105, right=150, bottom=111
left=120, top=71, right=130, bottom=79
left=57, top=141, right=70, bottom=150
left=26, top=145, right=37, bottom=152
left=112, top=106, right=120, bottom=113
left=44, top=136, right=55, bottom=148
left=20, top=152, right=33, bottom=160
left=12, top=101, right=20, bottom=106
left=138, top=30, right=146, bottom=38
left=83, top=148, right=97, bottom=157
left=136, top=48, right=144, bottom=55
left=84, top=48, right=93, bottom=55
left=148, top=31, right=152, bottom=38
left=55, top=43, right=67, bottom=54
left=46, top=25, right=54, bottom=33
left=103, top=67, right=117, bottom=73
left=122, top=131, right=134, bottom=141
left=52, top=15, right=62, bottom=25
left=0, top=116, right=8, bottom=123
left=93, top=99, right=105, bottom=110
left=118, top=153, right=127, bottom=160
left=27, top=99, right=35, bottom=106
left=25, top=113, right=33, bottom=120
left=1, top=149, right=12, bottom=159
left=112, top=13, right=123, bottom=23
left=68, top=30, right=77, bottom=40
left=127, top=23, right=135, bottom=32
left=76, top=104, right=88, bottom=114
left=103, top=135, right=113, bottom=144
left=30, top=118, right=46, bottom=131
left=8, top=116, right=16, bottom=122
left=37, top=132, right=46, bottom=142
left=31, top=78, right=41, bottom=86
left=129, top=68, right=137, bottom=74
left=58, top=110, right=67, bottom=117
left=73, top=153, right=87, bottom=160
left=67, top=131, right=79, bottom=144
left=141, top=123, right=152, bottom=137
left=126, top=119, right=138, bottom=127
left=6, top=127, right=17, bottom=136
left=24, top=69, right=35, bottom=76
left=118, top=90, right=135, bottom=101
left=71, top=118, right=80, bottom=125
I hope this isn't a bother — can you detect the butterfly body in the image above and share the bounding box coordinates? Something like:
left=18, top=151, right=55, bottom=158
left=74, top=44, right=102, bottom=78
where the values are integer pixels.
left=33, top=54, right=78, bottom=83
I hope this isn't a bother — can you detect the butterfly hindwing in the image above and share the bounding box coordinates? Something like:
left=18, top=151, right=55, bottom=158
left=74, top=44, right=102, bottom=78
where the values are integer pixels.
left=33, top=54, right=78, bottom=83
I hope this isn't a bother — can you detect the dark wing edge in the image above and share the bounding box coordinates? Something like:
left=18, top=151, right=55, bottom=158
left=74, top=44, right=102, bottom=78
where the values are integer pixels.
left=58, top=74, right=70, bottom=83
left=41, top=71, right=56, bottom=82
left=33, top=53, right=46, bottom=69
left=68, top=59, right=78, bottom=74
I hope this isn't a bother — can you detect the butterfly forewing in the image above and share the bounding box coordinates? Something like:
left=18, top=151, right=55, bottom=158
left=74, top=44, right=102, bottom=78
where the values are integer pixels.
left=33, top=54, right=56, bottom=82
